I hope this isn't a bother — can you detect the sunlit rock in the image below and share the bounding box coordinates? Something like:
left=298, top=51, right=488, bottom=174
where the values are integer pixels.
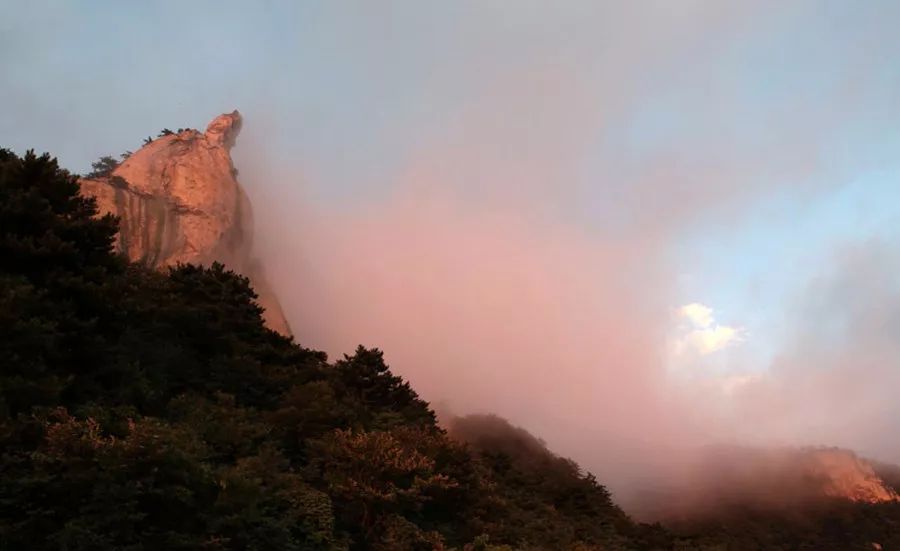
left=79, top=111, right=291, bottom=335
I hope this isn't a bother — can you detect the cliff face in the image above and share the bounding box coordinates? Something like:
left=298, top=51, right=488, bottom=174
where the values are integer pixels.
left=79, top=111, right=291, bottom=335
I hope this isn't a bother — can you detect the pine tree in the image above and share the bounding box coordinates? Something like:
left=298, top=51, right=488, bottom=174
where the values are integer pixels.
left=86, top=154, right=120, bottom=178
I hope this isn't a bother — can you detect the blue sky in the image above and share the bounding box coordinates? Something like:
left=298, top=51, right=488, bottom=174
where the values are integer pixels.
left=4, top=1, right=900, bottom=426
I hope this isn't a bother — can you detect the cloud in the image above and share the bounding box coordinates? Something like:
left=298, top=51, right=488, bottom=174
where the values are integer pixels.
left=723, top=240, right=900, bottom=461
left=234, top=1, right=900, bottom=502
left=680, top=303, right=715, bottom=329
left=673, top=303, right=746, bottom=357
left=719, top=373, right=762, bottom=396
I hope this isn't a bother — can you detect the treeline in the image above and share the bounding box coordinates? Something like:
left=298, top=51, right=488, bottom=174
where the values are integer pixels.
left=0, top=148, right=687, bottom=550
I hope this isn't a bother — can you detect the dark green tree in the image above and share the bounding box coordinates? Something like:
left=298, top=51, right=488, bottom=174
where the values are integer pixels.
left=86, top=155, right=120, bottom=178
left=0, top=149, right=122, bottom=416
left=333, top=346, right=436, bottom=430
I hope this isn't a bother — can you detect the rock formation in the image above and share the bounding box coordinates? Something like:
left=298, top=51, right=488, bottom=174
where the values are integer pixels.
left=807, top=448, right=900, bottom=503
left=79, top=111, right=291, bottom=335
left=628, top=446, right=899, bottom=522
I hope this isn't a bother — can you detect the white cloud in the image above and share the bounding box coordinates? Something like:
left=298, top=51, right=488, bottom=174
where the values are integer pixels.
left=679, top=302, right=715, bottom=329
left=673, top=302, right=746, bottom=357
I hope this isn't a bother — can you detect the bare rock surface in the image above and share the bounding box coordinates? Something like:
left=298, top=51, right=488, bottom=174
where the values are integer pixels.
left=80, top=111, right=291, bottom=335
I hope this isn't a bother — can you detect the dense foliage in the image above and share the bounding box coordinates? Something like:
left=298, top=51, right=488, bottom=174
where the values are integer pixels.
left=0, top=149, right=677, bottom=550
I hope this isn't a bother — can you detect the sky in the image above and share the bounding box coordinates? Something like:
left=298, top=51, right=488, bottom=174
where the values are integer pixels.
left=4, top=0, right=900, bottom=497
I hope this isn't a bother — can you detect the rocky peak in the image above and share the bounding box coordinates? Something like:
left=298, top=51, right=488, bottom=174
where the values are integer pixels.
left=808, top=448, right=899, bottom=503
left=629, top=446, right=899, bottom=522
left=204, top=110, right=242, bottom=149
left=79, top=111, right=291, bottom=335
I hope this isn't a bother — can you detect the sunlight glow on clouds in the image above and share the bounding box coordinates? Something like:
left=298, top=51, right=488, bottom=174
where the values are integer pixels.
left=674, top=302, right=746, bottom=357
left=680, top=303, right=715, bottom=330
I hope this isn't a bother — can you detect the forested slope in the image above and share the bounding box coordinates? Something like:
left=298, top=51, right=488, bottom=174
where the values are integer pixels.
left=0, top=148, right=679, bottom=550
